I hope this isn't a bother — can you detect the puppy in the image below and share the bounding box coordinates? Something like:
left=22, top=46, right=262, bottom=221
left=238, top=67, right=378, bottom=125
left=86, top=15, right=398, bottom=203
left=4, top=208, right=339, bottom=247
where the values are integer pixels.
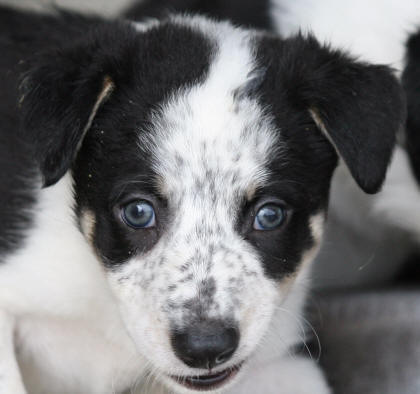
left=0, top=5, right=404, bottom=394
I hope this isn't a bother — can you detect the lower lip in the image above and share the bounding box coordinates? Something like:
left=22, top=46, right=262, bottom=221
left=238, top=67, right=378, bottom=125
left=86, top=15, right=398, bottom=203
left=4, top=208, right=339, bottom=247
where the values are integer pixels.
left=170, top=364, right=242, bottom=391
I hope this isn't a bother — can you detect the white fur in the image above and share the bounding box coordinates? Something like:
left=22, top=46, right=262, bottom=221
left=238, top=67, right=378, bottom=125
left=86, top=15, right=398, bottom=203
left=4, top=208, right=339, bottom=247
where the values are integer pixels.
left=0, top=176, right=144, bottom=393
left=233, top=356, right=330, bottom=394
left=0, top=312, right=26, bottom=394
left=374, top=146, right=420, bottom=240
left=271, top=0, right=420, bottom=72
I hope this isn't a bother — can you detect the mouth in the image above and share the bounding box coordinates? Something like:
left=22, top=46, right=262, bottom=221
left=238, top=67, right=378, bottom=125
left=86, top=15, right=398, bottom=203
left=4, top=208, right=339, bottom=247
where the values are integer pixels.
left=170, top=364, right=242, bottom=391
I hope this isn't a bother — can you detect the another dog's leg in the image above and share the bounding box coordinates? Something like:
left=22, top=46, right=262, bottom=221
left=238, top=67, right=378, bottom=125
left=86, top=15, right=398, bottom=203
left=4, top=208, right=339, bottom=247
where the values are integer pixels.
left=232, top=355, right=330, bottom=394
left=0, top=311, right=26, bottom=394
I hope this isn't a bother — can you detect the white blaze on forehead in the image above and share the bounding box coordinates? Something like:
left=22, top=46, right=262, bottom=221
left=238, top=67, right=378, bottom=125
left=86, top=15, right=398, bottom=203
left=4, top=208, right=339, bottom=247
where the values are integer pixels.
left=142, top=17, right=278, bottom=199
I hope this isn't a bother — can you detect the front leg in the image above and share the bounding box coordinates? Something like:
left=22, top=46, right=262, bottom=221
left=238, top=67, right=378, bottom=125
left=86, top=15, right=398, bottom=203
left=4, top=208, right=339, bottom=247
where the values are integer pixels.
left=0, top=311, right=26, bottom=394
left=231, top=355, right=331, bottom=394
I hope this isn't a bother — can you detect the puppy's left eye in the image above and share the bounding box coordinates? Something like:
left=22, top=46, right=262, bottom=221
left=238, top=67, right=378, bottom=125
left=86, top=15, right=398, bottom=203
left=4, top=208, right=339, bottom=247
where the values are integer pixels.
left=122, top=200, right=156, bottom=229
left=253, top=204, right=286, bottom=230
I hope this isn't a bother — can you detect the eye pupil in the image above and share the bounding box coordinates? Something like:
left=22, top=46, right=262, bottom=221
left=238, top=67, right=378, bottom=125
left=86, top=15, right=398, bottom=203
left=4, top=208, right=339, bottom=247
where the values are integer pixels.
left=254, top=204, right=285, bottom=230
left=129, top=204, right=146, bottom=219
left=261, top=208, right=278, bottom=223
left=123, top=201, right=155, bottom=228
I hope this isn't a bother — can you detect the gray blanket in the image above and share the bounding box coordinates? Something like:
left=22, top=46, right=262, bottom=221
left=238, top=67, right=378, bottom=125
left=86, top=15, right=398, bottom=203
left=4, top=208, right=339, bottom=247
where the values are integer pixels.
left=310, top=290, right=420, bottom=394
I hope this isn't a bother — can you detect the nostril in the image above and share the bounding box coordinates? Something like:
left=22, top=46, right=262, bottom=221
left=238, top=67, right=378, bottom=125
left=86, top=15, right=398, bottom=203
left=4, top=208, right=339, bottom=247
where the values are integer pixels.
left=171, top=320, right=239, bottom=369
left=214, top=345, right=236, bottom=367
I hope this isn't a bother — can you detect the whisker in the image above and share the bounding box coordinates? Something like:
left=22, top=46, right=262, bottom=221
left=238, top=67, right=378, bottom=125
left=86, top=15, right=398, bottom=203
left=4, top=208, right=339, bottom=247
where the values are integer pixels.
left=274, top=305, right=322, bottom=362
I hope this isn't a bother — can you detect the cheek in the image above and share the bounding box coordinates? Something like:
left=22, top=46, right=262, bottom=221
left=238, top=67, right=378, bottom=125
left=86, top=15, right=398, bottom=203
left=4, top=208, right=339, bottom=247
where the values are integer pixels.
left=106, top=263, right=176, bottom=365
left=231, top=274, right=279, bottom=356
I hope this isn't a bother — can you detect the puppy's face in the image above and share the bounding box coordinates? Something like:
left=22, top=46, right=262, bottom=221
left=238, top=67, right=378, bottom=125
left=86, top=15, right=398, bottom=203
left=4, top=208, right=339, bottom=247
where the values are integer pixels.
left=22, top=16, right=404, bottom=393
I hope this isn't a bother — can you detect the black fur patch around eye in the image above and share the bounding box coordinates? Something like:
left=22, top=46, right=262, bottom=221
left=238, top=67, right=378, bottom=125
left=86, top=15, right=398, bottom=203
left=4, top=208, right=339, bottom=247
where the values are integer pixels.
left=71, top=22, right=214, bottom=267
left=245, top=210, right=316, bottom=279
left=240, top=183, right=326, bottom=279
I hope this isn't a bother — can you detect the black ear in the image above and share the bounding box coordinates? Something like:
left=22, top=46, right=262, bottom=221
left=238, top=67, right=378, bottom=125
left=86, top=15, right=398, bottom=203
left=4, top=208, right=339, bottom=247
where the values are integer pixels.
left=270, top=35, right=406, bottom=193
left=305, top=54, right=405, bottom=194
left=20, top=35, right=117, bottom=187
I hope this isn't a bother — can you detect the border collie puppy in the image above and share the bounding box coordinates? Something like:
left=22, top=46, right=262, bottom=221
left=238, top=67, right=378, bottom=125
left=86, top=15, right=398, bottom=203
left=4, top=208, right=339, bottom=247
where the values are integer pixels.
left=0, top=5, right=404, bottom=394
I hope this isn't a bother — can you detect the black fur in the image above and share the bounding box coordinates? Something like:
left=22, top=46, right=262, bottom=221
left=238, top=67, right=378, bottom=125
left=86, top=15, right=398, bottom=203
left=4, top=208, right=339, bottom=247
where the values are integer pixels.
left=402, top=29, right=420, bottom=185
left=124, top=0, right=274, bottom=31
left=0, top=8, right=102, bottom=258
left=0, top=112, right=36, bottom=259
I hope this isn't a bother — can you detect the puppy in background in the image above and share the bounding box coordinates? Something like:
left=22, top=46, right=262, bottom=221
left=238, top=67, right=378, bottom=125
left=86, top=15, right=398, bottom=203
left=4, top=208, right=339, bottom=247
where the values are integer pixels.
left=0, top=3, right=404, bottom=394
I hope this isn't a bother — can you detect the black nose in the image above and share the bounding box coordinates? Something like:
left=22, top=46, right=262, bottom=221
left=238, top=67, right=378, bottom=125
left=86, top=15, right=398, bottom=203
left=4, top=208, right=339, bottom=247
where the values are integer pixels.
left=171, top=320, right=239, bottom=369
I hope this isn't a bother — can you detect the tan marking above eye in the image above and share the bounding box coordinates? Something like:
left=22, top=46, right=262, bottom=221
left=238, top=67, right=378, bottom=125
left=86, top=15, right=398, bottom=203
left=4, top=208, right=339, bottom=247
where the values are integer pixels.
left=80, top=209, right=96, bottom=245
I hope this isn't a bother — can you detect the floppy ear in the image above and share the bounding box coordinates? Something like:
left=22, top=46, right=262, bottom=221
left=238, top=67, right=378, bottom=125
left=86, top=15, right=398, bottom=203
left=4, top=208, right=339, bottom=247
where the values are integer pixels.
left=20, top=38, right=116, bottom=187
left=305, top=57, right=405, bottom=194
left=273, top=35, right=406, bottom=193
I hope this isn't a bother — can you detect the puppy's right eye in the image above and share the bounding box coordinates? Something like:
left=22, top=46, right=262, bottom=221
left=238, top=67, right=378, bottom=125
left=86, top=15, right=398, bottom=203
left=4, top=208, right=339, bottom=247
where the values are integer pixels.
left=122, top=200, right=156, bottom=229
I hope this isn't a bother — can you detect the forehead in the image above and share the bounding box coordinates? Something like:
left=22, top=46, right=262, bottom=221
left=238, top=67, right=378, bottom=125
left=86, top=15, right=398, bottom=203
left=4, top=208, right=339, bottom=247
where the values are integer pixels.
left=76, top=17, right=334, bottom=211
left=142, top=20, right=278, bottom=199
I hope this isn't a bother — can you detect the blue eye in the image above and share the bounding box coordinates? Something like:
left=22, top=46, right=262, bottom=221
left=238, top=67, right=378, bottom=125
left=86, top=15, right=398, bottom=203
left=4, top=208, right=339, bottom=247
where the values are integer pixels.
left=254, top=204, right=286, bottom=230
left=122, top=201, right=156, bottom=229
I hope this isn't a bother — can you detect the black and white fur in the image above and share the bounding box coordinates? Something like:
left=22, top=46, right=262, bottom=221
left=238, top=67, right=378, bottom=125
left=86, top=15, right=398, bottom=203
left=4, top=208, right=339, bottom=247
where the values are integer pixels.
left=0, top=5, right=404, bottom=394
